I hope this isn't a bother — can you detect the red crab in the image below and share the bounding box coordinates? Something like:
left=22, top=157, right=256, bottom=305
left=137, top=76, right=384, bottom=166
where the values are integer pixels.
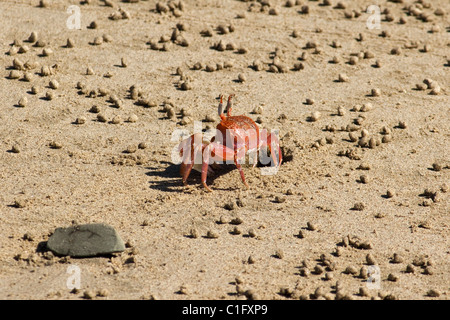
left=178, top=94, right=282, bottom=192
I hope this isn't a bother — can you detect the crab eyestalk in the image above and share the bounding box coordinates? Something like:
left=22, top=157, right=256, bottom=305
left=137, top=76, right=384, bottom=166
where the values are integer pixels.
left=217, top=94, right=224, bottom=117
left=218, top=94, right=234, bottom=119
left=225, top=94, right=234, bottom=116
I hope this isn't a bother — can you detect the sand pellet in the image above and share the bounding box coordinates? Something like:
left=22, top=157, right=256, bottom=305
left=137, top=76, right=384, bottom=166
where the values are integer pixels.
left=18, top=97, right=28, bottom=107
left=111, top=115, right=122, bottom=124
left=306, top=221, right=317, bottom=231
left=206, top=230, right=219, bottom=239
left=338, top=73, right=349, bottom=82
left=45, top=91, right=54, bottom=100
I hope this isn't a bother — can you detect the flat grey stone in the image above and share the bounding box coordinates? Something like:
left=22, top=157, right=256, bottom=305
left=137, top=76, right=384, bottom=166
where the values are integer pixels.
left=46, top=223, right=125, bottom=257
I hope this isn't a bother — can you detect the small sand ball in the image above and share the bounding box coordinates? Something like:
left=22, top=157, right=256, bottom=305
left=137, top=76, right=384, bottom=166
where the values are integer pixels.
left=230, top=226, right=242, bottom=235
left=269, top=8, right=279, bottom=15
left=66, top=38, right=75, bottom=48
left=180, top=82, right=192, bottom=91
left=86, top=67, right=94, bottom=75
left=405, top=264, right=414, bottom=273
left=432, top=162, right=442, bottom=171
left=128, top=114, right=138, bottom=123
left=361, top=103, right=373, bottom=112
left=247, top=229, right=257, bottom=238
left=11, top=145, right=21, bottom=154
left=8, top=70, right=21, bottom=79
left=358, top=137, right=369, bottom=147
left=305, top=98, right=315, bottom=105
left=352, top=202, right=365, bottom=211
left=88, top=21, right=98, bottom=29
left=18, top=45, right=30, bottom=53
left=126, top=145, right=137, bottom=154
left=359, top=266, right=369, bottom=279
left=49, top=79, right=59, bottom=89
left=337, top=107, right=345, bottom=116
left=344, top=266, right=358, bottom=275
left=237, top=47, right=248, bottom=54
left=423, top=266, right=434, bottom=275
left=330, top=56, right=340, bottom=64
left=103, top=34, right=113, bottom=43
left=252, top=105, right=263, bottom=115
left=306, top=221, right=317, bottom=231
left=274, top=249, right=284, bottom=259
left=45, top=91, right=54, bottom=100
left=386, top=189, right=396, bottom=198
left=97, top=289, right=109, bottom=297
left=18, top=97, right=28, bottom=107
left=349, top=56, right=359, bottom=65
left=430, top=86, right=441, bottom=95
left=39, top=0, right=50, bottom=7
left=382, top=135, right=392, bottom=143
left=415, top=83, right=427, bottom=91
left=293, top=62, right=304, bottom=71
left=83, top=290, right=95, bottom=300
left=138, top=142, right=148, bottom=149
left=28, top=31, right=38, bottom=43
left=23, top=72, right=33, bottom=82
left=166, top=108, right=175, bottom=119
left=387, top=273, right=398, bottom=282
left=364, top=51, right=374, bottom=59
left=391, top=47, right=402, bottom=55
left=360, top=129, right=369, bottom=137
left=427, top=289, right=440, bottom=298
left=31, top=86, right=39, bottom=94
left=223, top=60, right=233, bottom=69
left=189, top=228, right=199, bottom=239
left=237, top=74, right=246, bottom=83
left=392, top=253, right=403, bottom=263
left=97, top=114, right=107, bottom=123
left=206, top=230, right=219, bottom=239
left=309, top=111, right=321, bottom=122
left=49, top=141, right=62, bottom=149
left=111, top=115, right=122, bottom=124
left=338, top=73, right=349, bottom=82
left=301, top=5, right=309, bottom=14
left=348, top=132, right=358, bottom=142
left=366, top=253, right=376, bottom=265
left=359, top=175, right=370, bottom=184
left=75, top=117, right=86, bottom=125
left=12, top=58, right=24, bottom=70
left=371, top=88, right=381, bottom=97
left=368, top=137, right=380, bottom=149
left=93, top=37, right=103, bottom=46
left=89, top=105, right=100, bottom=114
left=398, top=121, right=407, bottom=129
left=42, top=48, right=53, bottom=56
left=422, top=44, right=432, bottom=52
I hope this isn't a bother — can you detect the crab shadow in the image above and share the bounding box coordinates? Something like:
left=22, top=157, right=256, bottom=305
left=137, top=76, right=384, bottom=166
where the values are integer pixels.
left=145, top=161, right=238, bottom=192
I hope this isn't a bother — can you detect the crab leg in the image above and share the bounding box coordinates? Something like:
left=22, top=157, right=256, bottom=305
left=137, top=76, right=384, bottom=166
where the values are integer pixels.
left=259, top=129, right=282, bottom=167
left=267, top=131, right=282, bottom=167
left=234, top=159, right=250, bottom=189
left=178, top=133, right=209, bottom=186
left=201, top=141, right=239, bottom=191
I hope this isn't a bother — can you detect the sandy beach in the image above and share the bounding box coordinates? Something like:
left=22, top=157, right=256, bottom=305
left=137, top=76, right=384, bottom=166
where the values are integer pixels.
left=0, top=0, right=448, bottom=300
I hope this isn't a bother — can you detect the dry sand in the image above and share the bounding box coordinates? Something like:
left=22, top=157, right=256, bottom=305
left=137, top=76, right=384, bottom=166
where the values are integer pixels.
left=0, top=0, right=448, bottom=300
